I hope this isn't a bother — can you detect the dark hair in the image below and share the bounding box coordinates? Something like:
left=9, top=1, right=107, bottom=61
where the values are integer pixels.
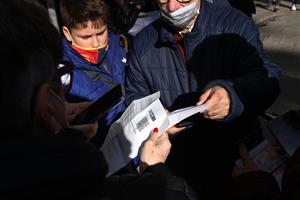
left=0, top=0, right=63, bottom=136
left=60, top=0, right=109, bottom=29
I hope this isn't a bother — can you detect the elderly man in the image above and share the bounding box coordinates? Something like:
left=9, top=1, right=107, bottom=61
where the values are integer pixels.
left=126, top=0, right=280, bottom=198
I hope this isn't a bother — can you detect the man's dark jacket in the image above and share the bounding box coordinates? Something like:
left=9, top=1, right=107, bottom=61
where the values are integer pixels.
left=126, top=0, right=280, bottom=122
left=125, top=1, right=280, bottom=198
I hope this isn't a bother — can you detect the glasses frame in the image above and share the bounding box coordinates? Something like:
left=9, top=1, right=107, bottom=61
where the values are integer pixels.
left=158, top=0, right=193, bottom=5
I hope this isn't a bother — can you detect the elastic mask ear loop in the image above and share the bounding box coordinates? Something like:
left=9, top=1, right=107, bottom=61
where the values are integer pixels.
left=64, top=27, right=75, bottom=44
left=64, top=27, right=108, bottom=51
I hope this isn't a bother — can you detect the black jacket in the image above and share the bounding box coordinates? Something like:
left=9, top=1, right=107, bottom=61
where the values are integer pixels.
left=229, top=0, right=256, bottom=17
left=0, top=130, right=197, bottom=200
left=126, top=0, right=280, bottom=116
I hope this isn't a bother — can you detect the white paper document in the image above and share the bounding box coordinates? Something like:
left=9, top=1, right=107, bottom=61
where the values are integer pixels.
left=100, top=92, right=208, bottom=176
left=235, top=139, right=283, bottom=173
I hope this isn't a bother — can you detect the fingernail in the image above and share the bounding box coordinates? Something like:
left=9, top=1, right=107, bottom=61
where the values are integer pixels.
left=153, top=127, right=158, bottom=133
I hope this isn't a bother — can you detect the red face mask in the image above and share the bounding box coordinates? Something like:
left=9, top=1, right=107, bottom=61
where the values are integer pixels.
left=65, top=28, right=108, bottom=64
left=71, top=44, right=107, bottom=64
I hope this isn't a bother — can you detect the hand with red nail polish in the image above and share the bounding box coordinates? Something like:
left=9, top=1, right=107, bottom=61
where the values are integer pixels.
left=139, top=128, right=171, bottom=174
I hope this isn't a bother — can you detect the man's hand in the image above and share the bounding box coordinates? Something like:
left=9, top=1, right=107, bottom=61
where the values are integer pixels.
left=197, top=86, right=230, bottom=120
left=65, top=102, right=98, bottom=140
left=65, top=101, right=92, bottom=121
left=139, top=128, right=171, bottom=174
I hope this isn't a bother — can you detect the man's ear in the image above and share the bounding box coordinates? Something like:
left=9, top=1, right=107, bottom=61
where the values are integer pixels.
left=62, top=26, right=72, bottom=42
left=33, top=83, right=67, bottom=133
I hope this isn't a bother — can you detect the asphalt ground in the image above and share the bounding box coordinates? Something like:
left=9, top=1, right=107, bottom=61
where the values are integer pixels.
left=253, top=0, right=300, bottom=115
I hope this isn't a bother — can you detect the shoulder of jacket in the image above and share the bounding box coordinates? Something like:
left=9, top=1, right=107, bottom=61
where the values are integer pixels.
left=108, top=33, right=128, bottom=53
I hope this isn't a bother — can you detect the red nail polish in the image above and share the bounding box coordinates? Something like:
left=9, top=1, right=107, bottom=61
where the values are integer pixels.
left=153, top=127, right=158, bottom=133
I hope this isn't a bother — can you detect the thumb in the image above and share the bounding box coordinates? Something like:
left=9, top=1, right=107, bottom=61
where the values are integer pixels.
left=197, top=88, right=211, bottom=106
left=148, top=127, right=160, bottom=142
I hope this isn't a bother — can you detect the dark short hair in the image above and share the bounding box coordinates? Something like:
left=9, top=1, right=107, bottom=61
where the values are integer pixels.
left=0, top=0, right=63, bottom=136
left=60, top=0, right=109, bottom=29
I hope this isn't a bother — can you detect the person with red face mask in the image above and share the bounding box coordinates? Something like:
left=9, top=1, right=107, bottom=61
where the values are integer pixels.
left=60, top=0, right=127, bottom=148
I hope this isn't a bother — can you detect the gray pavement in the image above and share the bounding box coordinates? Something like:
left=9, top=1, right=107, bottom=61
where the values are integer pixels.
left=253, top=0, right=300, bottom=115
left=252, top=3, right=300, bottom=183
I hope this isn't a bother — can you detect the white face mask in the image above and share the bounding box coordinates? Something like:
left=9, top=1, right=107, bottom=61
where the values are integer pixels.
left=160, top=1, right=199, bottom=30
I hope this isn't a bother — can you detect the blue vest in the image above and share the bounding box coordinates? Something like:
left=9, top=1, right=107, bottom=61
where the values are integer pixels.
left=63, top=33, right=126, bottom=146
